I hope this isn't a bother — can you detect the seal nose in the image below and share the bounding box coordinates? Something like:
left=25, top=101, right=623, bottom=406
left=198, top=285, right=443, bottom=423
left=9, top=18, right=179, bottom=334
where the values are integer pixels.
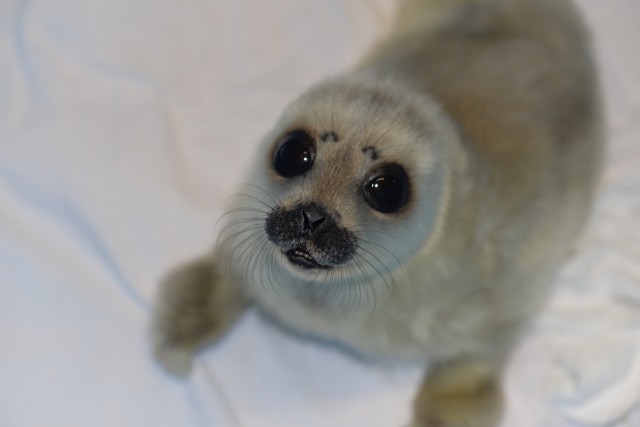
left=301, top=205, right=327, bottom=234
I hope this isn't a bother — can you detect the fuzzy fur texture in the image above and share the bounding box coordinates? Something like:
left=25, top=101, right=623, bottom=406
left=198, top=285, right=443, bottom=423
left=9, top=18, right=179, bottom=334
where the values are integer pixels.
left=153, top=0, right=603, bottom=425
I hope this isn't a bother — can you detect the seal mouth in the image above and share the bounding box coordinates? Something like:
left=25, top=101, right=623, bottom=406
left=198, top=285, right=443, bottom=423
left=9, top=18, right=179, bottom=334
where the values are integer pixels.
left=284, top=247, right=329, bottom=270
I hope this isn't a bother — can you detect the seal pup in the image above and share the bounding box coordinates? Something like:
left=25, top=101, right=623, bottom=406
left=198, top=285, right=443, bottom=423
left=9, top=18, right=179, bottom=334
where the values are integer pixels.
left=153, top=0, right=603, bottom=425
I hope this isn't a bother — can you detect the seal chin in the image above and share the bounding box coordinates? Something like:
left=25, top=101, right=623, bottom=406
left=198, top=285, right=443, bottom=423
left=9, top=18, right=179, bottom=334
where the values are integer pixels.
left=284, top=247, right=330, bottom=270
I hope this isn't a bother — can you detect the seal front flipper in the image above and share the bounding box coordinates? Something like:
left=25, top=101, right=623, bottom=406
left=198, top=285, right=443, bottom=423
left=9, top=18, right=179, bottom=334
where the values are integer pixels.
left=152, top=254, right=247, bottom=377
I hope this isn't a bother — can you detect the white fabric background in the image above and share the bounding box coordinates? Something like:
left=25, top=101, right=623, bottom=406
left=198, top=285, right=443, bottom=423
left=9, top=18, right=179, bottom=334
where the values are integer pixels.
left=1, top=0, right=639, bottom=426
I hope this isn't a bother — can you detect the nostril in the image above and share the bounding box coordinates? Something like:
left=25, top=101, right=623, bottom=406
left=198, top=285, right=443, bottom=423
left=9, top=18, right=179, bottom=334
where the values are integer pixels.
left=310, top=216, right=326, bottom=232
left=302, top=208, right=327, bottom=233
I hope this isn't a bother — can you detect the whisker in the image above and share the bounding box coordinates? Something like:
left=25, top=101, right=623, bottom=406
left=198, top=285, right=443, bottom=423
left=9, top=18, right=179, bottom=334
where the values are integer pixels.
left=327, top=270, right=341, bottom=308
left=338, top=267, right=351, bottom=309
left=222, top=218, right=264, bottom=227
left=299, top=92, right=328, bottom=134
left=356, top=248, right=394, bottom=297
left=353, top=228, right=404, bottom=244
left=213, top=206, right=265, bottom=237
left=227, top=193, right=274, bottom=211
left=269, top=249, right=288, bottom=297
left=351, top=256, right=372, bottom=310
left=218, top=218, right=264, bottom=232
left=308, top=266, right=329, bottom=303
left=223, top=229, right=264, bottom=267
left=351, top=264, right=363, bottom=309
left=357, top=237, right=404, bottom=273
left=330, top=74, right=338, bottom=133
left=220, top=207, right=270, bottom=217
left=340, top=264, right=353, bottom=309
left=368, top=120, right=403, bottom=148
left=319, top=268, right=336, bottom=307
left=236, top=230, right=266, bottom=263
left=355, top=254, right=381, bottom=310
left=217, top=222, right=263, bottom=244
left=377, top=141, right=425, bottom=152
left=251, top=238, right=272, bottom=294
left=238, top=183, right=282, bottom=207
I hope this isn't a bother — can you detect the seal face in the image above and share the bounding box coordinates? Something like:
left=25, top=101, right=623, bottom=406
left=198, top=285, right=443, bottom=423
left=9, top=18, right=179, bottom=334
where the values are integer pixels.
left=264, top=124, right=414, bottom=273
left=217, top=79, right=453, bottom=308
left=265, top=202, right=357, bottom=269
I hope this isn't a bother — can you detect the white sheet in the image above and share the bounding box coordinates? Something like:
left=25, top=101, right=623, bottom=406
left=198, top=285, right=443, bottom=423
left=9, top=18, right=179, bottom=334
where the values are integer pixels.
left=1, top=1, right=639, bottom=426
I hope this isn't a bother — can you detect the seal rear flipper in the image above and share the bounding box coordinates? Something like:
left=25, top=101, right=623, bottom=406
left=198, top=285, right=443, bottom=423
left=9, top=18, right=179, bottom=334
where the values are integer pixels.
left=412, top=358, right=504, bottom=427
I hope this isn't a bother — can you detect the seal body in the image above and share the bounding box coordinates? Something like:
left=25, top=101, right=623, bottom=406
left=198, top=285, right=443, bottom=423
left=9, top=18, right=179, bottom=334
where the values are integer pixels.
left=236, top=0, right=602, bottom=364
left=153, top=1, right=603, bottom=425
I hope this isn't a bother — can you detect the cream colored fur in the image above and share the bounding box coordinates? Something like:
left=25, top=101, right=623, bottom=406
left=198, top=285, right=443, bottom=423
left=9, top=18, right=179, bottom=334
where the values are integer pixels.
left=152, top=0, right=603, bottom=425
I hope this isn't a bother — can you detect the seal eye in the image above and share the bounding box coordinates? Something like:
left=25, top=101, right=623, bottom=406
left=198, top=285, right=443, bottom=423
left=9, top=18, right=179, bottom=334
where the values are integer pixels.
left=273, top=130, right=316, bottom=178
left=363, top=163, right=410, bottom=213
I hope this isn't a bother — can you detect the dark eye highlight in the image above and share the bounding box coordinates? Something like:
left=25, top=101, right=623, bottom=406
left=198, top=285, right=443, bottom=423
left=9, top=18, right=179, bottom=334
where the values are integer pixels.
left=272, top=130, right=316, bottom=178
left=363, top=163, right=410, bottom=214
